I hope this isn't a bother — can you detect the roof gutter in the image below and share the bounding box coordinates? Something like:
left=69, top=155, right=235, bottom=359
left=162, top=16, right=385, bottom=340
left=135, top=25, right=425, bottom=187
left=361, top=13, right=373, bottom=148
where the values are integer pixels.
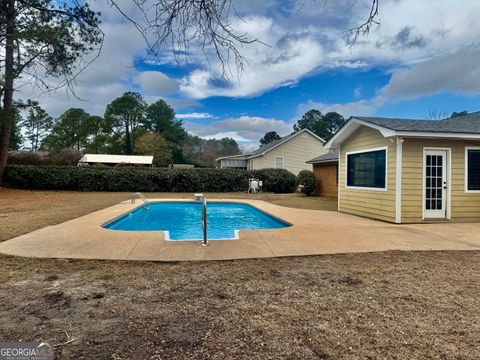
left=306, top=159, right=339, bottom=164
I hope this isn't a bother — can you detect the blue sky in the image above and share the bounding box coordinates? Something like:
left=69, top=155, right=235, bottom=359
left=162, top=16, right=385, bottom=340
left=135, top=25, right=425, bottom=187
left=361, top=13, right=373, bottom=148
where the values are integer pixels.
left=23, top=0, right=480, bottom=148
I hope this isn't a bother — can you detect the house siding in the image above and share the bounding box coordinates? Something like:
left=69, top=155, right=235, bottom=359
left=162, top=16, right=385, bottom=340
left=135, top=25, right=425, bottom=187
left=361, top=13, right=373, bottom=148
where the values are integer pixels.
left=251, top=131, right=326, bottom=175
left=339, top=126, right=397, bottom=222
left=401, top=138, right=480, bottom=223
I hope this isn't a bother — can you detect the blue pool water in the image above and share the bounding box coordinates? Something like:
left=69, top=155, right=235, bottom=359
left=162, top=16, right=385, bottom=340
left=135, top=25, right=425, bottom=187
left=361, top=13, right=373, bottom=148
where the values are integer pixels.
left=103, top=202, right=290, bottom=240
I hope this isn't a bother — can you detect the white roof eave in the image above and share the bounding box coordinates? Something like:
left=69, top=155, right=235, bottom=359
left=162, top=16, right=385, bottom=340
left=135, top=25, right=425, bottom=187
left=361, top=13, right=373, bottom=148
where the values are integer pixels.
left=325, top=118, right=397, bottom=149
left=395, top=131, right=480, bottom=140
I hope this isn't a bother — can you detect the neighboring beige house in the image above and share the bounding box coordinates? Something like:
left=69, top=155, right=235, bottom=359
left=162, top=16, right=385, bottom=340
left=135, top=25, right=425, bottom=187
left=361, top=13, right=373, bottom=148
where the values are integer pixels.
left=216, top=129, right=327, bottom=175
left=324, top=112, right=480, bottom=223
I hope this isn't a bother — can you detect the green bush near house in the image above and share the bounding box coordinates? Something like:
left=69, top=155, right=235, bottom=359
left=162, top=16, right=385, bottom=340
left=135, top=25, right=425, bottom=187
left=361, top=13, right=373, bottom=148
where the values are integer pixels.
left=296, top=170, right=316, bottom=196
left=4, top=165, right=297, bottom=193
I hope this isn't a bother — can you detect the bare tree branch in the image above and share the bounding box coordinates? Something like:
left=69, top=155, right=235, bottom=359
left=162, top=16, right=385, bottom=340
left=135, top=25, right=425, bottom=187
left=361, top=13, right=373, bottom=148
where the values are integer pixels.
left=346, top=0, right=380, bottom=46
left=108, top=0, right=262, bottom=79
left=427, top=109, right=449, bottom=120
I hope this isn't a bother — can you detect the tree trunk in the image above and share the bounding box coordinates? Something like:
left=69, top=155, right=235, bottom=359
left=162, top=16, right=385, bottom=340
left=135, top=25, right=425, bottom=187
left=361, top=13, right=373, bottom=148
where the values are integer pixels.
left=125, top=123, right=132, bottom=155
left=34, top=127, right=39, bottom=151
left=0, top=0, right=15, bottom=185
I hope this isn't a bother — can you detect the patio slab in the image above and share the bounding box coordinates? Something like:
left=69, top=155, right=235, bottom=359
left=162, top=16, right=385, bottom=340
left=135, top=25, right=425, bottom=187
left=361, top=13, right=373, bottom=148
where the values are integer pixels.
left=1, top=198, right=480, bottom=261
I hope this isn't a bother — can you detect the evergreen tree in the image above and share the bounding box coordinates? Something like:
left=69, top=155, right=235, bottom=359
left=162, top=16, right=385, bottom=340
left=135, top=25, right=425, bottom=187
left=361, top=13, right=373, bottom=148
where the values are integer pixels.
left=0, top=0, right=102, bottom=183
left=260, top=131, right=281, bottom=146
left=22, top=100, right=53, bottom=151
left=104, top=92, right=147, bottom=155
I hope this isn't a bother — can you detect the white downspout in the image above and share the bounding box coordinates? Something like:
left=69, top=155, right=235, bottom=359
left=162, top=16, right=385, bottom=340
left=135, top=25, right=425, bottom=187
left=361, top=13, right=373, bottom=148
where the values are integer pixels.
left=337, top=145, right=341, bottom=212
left=395, top=137, right=404, bottom=223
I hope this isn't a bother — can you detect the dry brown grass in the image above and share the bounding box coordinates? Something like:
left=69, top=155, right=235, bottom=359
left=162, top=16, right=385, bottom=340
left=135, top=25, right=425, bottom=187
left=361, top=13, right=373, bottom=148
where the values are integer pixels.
left=1, top=251, right=479, bottom=359
left=0, top=188, right=337, bottom=242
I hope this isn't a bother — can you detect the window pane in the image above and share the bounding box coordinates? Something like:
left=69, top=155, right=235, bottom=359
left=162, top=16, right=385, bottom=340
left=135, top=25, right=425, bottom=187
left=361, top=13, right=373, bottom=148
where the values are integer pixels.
left=468, top=150, right=480, bottom=190
left=347, top=149, right=386, bottom=188
left=275, top=157, right=283, bottom=169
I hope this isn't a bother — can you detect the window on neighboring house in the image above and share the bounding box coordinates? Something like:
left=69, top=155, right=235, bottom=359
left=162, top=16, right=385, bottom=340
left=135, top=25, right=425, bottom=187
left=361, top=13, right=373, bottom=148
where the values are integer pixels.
left=466, top=148, right=480, bottom=191
left=347, top=149, right=386, bottom=189
left=275, top=156, right=284, bottom=169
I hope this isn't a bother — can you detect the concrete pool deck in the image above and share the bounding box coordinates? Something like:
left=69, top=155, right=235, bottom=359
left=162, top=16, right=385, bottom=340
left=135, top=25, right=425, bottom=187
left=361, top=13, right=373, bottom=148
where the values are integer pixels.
left=1, top=198, right=480, bottom=261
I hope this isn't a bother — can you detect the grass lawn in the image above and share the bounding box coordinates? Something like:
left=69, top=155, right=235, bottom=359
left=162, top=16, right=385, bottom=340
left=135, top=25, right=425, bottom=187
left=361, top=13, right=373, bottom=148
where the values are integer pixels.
left=0, top=188, right=479, bottom=359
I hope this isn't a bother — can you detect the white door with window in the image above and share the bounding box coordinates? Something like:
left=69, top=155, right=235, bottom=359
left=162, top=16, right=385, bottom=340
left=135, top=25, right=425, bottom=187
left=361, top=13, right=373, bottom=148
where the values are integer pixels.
left=423, top=149, right=448, bottom=219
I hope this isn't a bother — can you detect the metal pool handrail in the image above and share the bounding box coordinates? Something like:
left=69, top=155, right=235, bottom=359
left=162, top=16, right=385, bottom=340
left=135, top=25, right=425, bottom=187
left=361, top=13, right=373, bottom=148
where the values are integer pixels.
left=131, top=192, right=150, bottom=209
left=195, top=193, right=208, bottom=246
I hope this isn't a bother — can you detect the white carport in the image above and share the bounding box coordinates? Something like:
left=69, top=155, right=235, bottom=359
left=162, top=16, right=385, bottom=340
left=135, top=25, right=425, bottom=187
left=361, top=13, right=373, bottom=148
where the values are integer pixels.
left=78, top=154, right=153, bottom=166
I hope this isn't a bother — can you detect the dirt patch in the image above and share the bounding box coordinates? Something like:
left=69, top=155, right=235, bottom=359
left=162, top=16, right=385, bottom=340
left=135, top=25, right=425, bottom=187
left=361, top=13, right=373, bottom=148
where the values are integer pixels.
left=0, top=189, right=336, bottom=242
left=1, top=251, right=480, bottom=359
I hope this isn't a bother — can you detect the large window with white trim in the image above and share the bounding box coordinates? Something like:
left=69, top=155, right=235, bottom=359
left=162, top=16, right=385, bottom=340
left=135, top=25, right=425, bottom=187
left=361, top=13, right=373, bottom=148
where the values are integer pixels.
left=466, top=147, right=480, bottom=191
left=347, top=149, right=386, bottom=189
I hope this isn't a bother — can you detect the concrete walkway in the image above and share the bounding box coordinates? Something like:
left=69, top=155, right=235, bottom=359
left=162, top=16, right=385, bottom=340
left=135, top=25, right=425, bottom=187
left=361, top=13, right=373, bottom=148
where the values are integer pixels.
left=1, top=199, right=480, bottom=261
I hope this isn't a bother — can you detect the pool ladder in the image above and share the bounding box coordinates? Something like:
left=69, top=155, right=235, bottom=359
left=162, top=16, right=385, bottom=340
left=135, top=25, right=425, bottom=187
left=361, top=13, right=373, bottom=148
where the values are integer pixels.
left=131, top=192, right=150, bottom=210
left=194, top=193, right=208, bottom=246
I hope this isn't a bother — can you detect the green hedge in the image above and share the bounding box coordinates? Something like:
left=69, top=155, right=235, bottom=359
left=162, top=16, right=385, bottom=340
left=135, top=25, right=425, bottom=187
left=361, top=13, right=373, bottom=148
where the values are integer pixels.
left=4, top=165, right=297, bottom=193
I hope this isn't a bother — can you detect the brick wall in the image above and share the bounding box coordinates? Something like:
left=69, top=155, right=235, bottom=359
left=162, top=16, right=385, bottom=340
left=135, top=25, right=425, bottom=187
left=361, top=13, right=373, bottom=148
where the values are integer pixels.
left=313, top=162, right=338, bottom=197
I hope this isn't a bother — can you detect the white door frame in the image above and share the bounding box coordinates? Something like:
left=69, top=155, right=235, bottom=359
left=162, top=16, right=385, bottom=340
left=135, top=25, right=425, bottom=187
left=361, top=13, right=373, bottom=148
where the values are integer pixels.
left=422, top=147, right=451, bottom=220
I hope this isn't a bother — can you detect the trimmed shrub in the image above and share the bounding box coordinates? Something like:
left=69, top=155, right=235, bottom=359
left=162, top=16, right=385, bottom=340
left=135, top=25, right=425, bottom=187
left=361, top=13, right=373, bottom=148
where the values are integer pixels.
left=296, top=170, right=316, bottom=196
left=4, top=165, right=297, bottom=193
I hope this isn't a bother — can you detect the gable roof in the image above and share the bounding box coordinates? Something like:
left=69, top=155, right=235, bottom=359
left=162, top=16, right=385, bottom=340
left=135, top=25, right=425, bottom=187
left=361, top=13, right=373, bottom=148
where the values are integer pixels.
left=325, top=112, right=480, bottom=149
left=306, top=150, right=338, bottom=164
left=216, top=129, right=325, bottom=161
left=247, top=129, right=325, bottom=159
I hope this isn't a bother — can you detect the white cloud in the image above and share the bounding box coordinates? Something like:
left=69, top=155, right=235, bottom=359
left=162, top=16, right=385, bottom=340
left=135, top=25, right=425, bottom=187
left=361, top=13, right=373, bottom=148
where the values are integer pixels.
left=380, top=45, right=480, bottom=99
left=180, top=16, right=325, bottom=99
left=184, top=115, right=292, bottom=142
left=176, top=112, right=215, bottom=119
left=296, top=96, right=386, bottom=119
left=353, top=87, right=362, bottom=98
left=177, top=0, right=480, bottom=99
left=134, top=71, right=179, bottom=94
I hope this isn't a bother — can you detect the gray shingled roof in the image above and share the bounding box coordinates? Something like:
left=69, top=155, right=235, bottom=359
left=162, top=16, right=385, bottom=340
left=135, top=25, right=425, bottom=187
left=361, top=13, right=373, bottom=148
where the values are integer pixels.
left=307, top=150, right=338, bottom=164
left=355, top=111, right=480, bottom=134
left=247, top=132, right=298, bottom=157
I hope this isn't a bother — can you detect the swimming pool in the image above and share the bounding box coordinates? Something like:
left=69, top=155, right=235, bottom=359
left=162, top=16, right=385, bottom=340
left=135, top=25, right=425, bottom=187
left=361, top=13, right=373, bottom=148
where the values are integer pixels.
left=103, top=202, right=291, bottom=240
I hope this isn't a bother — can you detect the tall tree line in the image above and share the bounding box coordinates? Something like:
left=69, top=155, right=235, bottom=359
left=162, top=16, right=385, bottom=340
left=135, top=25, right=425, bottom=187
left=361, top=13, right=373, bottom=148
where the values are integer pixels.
left=7, top=92, right=240, bottom=167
